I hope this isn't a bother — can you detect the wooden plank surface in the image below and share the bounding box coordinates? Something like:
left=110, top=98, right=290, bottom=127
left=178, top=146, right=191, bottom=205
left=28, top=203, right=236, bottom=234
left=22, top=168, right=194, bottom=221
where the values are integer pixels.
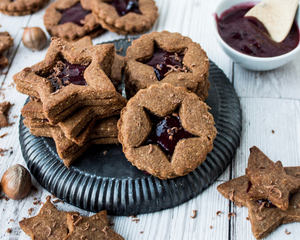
left=0, top=0, right=300, bottom=239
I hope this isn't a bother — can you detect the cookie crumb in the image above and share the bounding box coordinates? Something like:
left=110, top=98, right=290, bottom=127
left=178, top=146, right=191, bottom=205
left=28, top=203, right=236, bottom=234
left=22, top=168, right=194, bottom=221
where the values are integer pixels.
left=9, top=219, right=14, bottom=222
left=190, top=210, right=197, bottom=219
left=210, top=225, right=213, bottom=229
left=272, top=130, right=275, bottom=134
left=246, top=217, right=250, bottom=220
left=228, top=212, right=236, bottom=219
left=216, top=211, right=223, bottom=217
left=140, top=231, right=143, bottom=234
left=285, top=229, right=291, bottom=235
left=6, top=228, right=11, bottom=233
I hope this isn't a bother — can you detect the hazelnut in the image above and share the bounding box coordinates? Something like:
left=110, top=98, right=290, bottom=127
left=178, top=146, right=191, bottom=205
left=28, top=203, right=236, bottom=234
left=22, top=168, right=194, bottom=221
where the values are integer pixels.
left=22, top=27, right=47, bottom=51
left=1, top=164, right=31, bottom=200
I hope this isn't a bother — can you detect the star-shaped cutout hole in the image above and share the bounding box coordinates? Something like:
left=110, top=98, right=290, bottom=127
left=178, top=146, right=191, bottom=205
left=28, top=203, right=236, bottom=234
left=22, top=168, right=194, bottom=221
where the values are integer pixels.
left=64, top=210, right=124, bottom=240
left=246, top=149, right=300, bottom=210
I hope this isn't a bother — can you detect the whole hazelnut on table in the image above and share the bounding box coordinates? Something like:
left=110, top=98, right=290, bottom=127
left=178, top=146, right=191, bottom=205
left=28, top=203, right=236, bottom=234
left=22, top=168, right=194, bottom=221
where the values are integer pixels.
left=22, top=27, right=47, bottom=51
left=1, top=164, right=31, bottom=200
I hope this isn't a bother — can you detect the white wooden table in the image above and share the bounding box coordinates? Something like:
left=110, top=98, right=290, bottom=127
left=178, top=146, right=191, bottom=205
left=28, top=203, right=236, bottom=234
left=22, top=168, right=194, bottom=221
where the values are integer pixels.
left=0, top=0, right=300, bottom=239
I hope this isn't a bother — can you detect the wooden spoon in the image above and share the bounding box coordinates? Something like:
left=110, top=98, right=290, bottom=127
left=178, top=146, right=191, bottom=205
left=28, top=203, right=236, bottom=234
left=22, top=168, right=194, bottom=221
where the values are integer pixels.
left=245, top=0, right=299, bottom=42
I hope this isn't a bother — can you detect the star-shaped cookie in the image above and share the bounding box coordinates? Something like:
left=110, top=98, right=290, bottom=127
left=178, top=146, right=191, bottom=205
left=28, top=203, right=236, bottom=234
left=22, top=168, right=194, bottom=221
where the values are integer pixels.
left=246, top=147, right=300, bottom=210
left=19, top=196, right=78, bottom=240
left=63, top=210, right=124, bottom=240
left=13, top=36, right=124, bottom=125
left=217, top=146, right=300, bottom=239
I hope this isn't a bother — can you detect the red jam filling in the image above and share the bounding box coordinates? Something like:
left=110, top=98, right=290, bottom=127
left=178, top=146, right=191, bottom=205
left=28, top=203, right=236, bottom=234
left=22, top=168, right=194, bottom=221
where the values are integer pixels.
left=216, top=3, right=299, bottom=57
left=144, top=48, right=185, bottom=81
left=47, top=60, right=89, bottom=91
left=110, top=0, right=141, bottom=16
left=59, top=2, right=91, bottom=26
left=145, top=113, right=195, bottom=156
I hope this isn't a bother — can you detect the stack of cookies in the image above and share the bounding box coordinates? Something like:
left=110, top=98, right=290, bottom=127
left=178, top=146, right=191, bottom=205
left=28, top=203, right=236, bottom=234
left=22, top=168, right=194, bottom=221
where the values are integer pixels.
left=218, top=146, right=300, bottom=239
left=13, top=36, right=127, bottom=167
left=116, top=31, right=217, bottom=179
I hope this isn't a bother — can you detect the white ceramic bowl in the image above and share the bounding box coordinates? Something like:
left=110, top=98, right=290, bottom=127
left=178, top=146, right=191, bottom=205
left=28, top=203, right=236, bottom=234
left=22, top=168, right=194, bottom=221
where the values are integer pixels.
left=213, top=0, right=300, bottom=71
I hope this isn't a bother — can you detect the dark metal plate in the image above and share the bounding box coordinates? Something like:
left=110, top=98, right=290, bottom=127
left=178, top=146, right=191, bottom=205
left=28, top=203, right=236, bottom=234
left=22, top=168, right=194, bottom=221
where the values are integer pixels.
left=19, top=38, right=242, bottom=215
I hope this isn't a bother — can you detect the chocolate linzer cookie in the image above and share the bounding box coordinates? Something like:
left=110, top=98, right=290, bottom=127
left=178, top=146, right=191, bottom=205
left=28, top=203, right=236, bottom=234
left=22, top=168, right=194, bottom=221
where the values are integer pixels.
left=217, top=146, right=300, bottom=239
left=0, top=32, right=13, bottom=68
left=247, top=159, right=300, bottom=211
left=13, top=36, right=127, bottom=125
left=43, top=0, right=104, bottom=41
left=92, top=0, right=158, bottom=35
left=0, top=0, right=49, bottom=16
left=125, top=31, right=210, bottom=99
left=118, top=83, right=217, bottom=179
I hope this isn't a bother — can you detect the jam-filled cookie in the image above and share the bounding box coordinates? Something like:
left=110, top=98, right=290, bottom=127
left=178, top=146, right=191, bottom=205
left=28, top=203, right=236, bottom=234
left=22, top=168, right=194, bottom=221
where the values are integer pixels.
left=125, top=31, right=210, bottom=100
left=118, top=83, right=217, bottom=179
left=0, top=32, right=13, bottom=68
left=13, top=36, right=126, bottom=125
left=0, top=0, right=49, bottom=16
left=92, top=0, right=158, bottom=35
left=43, top=0, right=104, bottom=41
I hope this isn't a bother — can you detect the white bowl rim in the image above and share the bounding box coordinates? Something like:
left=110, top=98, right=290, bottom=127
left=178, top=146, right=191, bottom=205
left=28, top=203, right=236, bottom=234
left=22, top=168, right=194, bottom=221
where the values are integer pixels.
left=212, top=0, right=300, bottom=62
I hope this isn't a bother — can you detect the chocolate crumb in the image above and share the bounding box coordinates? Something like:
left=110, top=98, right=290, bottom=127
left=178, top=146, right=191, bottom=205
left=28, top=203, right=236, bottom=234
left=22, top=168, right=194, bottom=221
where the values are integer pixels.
left=6, top=228, right=11, bottom=233
left=46, top=226, right=52, bottom=237
left=272, top=130, right=275, bottom=134
left=256, top=214, right=265, bottom=221
left=148, top=144, right=153, bottom=154
left=0, top=132, right=7, bottom=138
left=216, top=211, right=223, bottom=217
left=140, top=231, right=144, bottom=234
left=229, top=189, right=234, bottom=202
left=190, top=210, right=197, bottom=219
left=132, top=219, right=140, bottom=223
left=28, top=208, right=34, bottom=216
left=109, top=220, right=114, bottom=226
left=102, top=226, right=108, bottom=236
left=227, top=212, right=236, bottom=219
left=285, top=229, right=291, bottom=235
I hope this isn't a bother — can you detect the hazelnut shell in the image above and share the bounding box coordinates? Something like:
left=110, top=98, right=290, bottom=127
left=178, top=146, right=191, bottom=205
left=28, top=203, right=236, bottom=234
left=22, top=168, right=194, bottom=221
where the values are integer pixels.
left=1, top=164, right=31, bottom=200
